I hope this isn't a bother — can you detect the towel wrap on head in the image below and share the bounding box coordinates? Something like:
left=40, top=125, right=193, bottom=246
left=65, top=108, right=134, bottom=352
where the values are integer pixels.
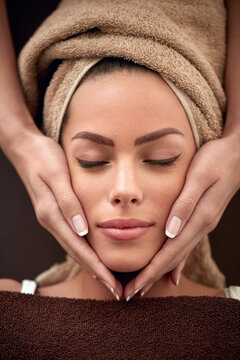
left=18, top=0, right=227, bottom=289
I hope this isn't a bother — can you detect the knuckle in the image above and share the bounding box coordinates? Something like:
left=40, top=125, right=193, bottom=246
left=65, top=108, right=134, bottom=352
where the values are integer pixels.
left=35, top=203, right=49, bottom=226
left=202, top=209, right=217, bottom=231
left=58, top=194, right=74, bottom=212
left=35, top=200, right=57, bottom=227
left=178, top=195, right=195, bottom=214
left=207, top=217, right=218, bottom=232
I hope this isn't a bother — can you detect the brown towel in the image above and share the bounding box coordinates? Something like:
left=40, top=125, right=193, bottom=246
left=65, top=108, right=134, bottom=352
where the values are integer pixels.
left=18, top=0, right=227, bottom=289
left=0, top=291, right=239, bottom=359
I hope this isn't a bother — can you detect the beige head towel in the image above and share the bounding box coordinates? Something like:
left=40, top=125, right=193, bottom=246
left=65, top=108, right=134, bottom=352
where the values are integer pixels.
left=18, top=0, right=227, bottom=288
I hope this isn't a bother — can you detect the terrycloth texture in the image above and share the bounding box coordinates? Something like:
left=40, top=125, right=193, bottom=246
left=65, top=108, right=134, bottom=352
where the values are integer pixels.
left=0, top=291, right=239, bottom=359
left=18, top=0, right=227, bottom=145
left=18, top=0, right=227, bottom=289
left=42, top=58, right=201, bottom=146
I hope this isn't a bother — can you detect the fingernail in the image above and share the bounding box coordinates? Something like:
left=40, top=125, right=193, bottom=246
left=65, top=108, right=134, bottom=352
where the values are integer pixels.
left=126, top=288, right=141, bottom=302
left=165, top=216, right=182, bottom=238
left=140, top=282, right=153, bottom=297
left=100, top=280, right=120, bottom=301
left=72, top=214, right=88, bottom=236
left=91, top=274, right=97, bottom=279
left=176, top=273, right=181, bottom=286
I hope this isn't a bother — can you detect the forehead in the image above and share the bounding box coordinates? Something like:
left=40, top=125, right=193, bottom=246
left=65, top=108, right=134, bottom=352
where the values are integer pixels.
left=66, top=70, right=193, bottom=138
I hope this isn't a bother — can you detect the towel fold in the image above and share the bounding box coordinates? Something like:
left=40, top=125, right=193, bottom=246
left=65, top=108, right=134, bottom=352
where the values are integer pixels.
left=1, top=291, right=239, bottom=359
left=18, top=0, right=227, bottom=289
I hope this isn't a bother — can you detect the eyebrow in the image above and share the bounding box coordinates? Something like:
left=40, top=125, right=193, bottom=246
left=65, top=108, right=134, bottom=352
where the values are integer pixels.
left=71, top=127, right=184, bottom=146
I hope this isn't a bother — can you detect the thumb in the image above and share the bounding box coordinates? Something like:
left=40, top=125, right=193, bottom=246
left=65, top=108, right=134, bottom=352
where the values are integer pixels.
left=165, top=170, right=213, bottom=239
left=47, top=172, right=88, bottom=236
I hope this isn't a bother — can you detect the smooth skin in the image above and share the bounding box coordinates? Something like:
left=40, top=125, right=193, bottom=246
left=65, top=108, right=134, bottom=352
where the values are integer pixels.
left=0, top=0, right=239, bottom=300
left=0, top=70, right=225, bottom=301
left=59, top=69, right=225, bottom=300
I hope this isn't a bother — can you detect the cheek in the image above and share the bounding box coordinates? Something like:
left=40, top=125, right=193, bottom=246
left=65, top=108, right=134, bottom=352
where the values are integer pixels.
left=70, top=167, right=104, bottom=214
left=70, top=165, right=187, bottom=217
left=145, top=168, right=187, bottom=224
left=68, top=164, right=188, bottom=272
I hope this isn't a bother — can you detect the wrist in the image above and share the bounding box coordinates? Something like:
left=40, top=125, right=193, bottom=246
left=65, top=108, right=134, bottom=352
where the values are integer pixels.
left=0, top=115, right=43, bottom=159
left=222, top=115, right=240, bottom=139
left=222, top=113, right=240, bottom=140
left=221, top=130, right=240, bottom=164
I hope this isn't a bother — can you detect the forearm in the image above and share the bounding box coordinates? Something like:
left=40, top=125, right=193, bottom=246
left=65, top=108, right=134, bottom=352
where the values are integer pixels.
left=0, top=0, right=40, bottom=152
left=223, top=0, right=240, bottom=138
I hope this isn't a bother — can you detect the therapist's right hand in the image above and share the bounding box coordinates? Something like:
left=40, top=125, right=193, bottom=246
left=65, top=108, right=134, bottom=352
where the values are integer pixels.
left=3, top=126, right=122, bottom=300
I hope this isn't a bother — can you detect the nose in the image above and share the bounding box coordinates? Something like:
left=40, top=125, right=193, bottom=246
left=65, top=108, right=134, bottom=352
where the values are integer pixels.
left=109, top=159, right=143, bottom=207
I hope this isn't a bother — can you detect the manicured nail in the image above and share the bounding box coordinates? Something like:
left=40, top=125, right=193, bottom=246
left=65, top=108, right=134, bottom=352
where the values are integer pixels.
left=140, top=282, right=153, bottom=297
left=176, top=273, right=181, bottom=286
left=113, top=292, right=120, bottom=301
left=100, top=280, right=120, bottom=301
left=72, top=214, right=88, bottom=236
left=126, top=288, right=141, bottom=302
left=165, top=216, right=182, bottom=238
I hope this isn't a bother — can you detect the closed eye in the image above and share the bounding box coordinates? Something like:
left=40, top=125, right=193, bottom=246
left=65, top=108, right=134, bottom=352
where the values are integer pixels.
left=76, top=159, right=109, bottom=168
left=144, top=154, right=181, bottom=166
left=76, top=154, right=181, bottom=168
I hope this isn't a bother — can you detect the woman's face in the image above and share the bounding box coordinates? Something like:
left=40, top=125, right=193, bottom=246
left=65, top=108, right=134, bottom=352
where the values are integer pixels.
left=62, top=69, right=196, bottom=272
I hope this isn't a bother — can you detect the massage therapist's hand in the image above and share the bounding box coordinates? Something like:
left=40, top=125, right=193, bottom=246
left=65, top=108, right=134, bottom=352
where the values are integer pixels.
left=124, top=0, right=240, bottom=300
left=124, top=134, right=240, bottom=300
left=1, top=125, right=123, bottom=300
left=0, top=0, right=122, bottom=299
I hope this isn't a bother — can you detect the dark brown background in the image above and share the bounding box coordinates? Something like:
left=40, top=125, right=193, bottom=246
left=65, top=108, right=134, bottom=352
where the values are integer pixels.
left=0, top=0, right=239, bottom=286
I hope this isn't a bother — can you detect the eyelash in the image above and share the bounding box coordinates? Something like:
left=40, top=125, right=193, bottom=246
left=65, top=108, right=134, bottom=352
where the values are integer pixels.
left=76, top=154, right=181, bottom=168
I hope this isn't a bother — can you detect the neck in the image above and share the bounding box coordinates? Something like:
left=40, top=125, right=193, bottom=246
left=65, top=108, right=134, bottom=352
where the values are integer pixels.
left=70, top=268, right=189, bottom=301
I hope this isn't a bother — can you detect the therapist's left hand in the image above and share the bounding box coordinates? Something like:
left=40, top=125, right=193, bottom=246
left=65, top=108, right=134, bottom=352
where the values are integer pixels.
left=124, top=133, right=240, bottom=301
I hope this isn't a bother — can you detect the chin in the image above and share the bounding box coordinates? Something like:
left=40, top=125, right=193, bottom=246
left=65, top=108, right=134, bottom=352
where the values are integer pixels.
left=101, top=255, right=151, bottom=273
left=89, top=236, right=162, bottom=273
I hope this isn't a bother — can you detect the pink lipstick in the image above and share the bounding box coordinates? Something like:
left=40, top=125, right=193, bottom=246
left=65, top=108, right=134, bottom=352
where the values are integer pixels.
left=97, top=218, right=154, bottom=241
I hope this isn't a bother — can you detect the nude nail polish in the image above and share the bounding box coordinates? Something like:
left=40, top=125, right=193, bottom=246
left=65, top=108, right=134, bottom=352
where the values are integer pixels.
left=72, top=214, right=88, bottom=236
left=176, top=273, right=181, bottom=286
left=126, top=288, right=141, bottom=302
left=140, top=282, right=153, bottom=297
left=165, top=216, right=182, bottom=238
left=100, top=280, right=120, bottom=301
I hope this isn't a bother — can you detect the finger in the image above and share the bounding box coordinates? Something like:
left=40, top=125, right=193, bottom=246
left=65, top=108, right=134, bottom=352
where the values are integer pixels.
left=124, top=194, right=218, bottom=300
left=51, top=217, right=123, bottom=299
left=34, top=179, right=123, bottom=299
left=42, top=171, right=89, bottom=236
left=167, top=184, right=230, bottom=287
left=170, top=254, right=189, bottom=286
left=166, top=183, right=229, bottom=288
left=165, top=168, right=217, bottom=239
left=125, top=181, right=228, bottom=299
left=124, top=226, right=201, bottom=300
left=33, top=181, right=123, bottom=297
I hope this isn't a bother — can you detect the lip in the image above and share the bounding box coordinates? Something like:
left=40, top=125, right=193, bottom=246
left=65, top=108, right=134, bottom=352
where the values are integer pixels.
left=98, top=218, right=154, bottom=228
left=98, top=226, right=152, bottom=241
left=97, top=218, right=154, bottom=241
